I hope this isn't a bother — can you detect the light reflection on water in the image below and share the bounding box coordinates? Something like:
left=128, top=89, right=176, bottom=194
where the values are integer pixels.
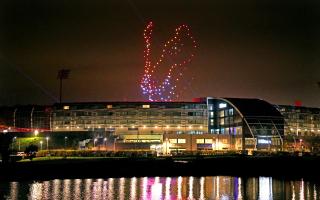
left=1, top=176, right=319, bottom=200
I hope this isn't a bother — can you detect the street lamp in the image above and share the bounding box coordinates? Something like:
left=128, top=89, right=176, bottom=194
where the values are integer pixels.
left=113, top=137, right=118, bottom=152
left=40, top=141, right=43, bottom=151
left=64, top=136, right=68, bottom=149
left=299, top=139, right=303, bottom=150
left=34, top=129, right=39, bottom=136
left=94, top=138, right=97, bottom=148
left=12, top=136, right=17, bottom=151
left=18, top=138, right=20, bottom=151
left=46, top=137, right=49, bottom=150
left=104, top=137, right=107, bottom=149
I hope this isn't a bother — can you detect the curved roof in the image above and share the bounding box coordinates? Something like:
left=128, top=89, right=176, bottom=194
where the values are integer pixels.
left=223, top=98, right=283, bottom=118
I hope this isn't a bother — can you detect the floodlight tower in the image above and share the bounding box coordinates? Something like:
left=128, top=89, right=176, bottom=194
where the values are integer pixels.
left=57, top=69, right=70, bottom=103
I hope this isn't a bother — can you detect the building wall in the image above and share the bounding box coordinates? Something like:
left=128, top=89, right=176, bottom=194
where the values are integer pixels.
left=52, top=102, right=208, bottom=137
left=277, top=105, right=320, bottom=136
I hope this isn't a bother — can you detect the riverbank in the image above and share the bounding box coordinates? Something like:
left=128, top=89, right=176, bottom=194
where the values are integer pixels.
left=1, top=155, right=320, bottom=181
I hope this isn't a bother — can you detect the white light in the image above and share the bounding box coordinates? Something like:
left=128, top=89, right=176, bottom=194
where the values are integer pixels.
left=258, top=139, right=271, bottom=144
left=76, top=126, right=79, bottom=129
left=166, top=125, right=169, bottom=129
left=55, top=126, right=59, bottom=129
left=34, top=129, right=39, bottom=136
left=66, top=126, right=69, bottom=129
left=143, top=125, right=146, bottom=129
left=132, top=125, right=135, bottom=128
left=142, top=105, right=150, bottom=109
left=219, top=103, right=227, bottom=109
left=63, top=105, right=70, bottom=110
left=3, top=130, right=8, bottom=133
left=121, top=126, right=123, bottom=128
left=188, top=126, right=192, bottom=129
left=200, top=126, right=203, bottom=129
left=177, top=126, right=181, bottom=129
left=155, top=126, right=158, bottom=129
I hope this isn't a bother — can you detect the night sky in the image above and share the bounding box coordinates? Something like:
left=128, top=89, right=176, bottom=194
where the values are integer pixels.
left=1, top=0, right=320, bottom=107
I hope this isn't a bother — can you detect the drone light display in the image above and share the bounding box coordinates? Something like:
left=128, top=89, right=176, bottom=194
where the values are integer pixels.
left=140, top=22, right=198, bottom=101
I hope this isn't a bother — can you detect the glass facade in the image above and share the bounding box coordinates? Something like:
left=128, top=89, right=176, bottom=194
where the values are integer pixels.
left=277, top=105, right=320, bottom=136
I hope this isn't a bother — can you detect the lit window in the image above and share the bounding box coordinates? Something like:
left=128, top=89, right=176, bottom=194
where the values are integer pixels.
left=219, top=103, right=227, bottom=109
left=205, top=139, right=213, bottom=144
left=210, top=111, right=214, bottom=118
left=196, top=139, right=204, bottom=144
left=219, top=110, right=224, bottom=117
left=178, top=139, right=186, bottom=143
left=63, top=106, right=69, bottom=110
left=209, top=105, right=213, bottom=110
left=107, top=105, right=113, bottom=109
left=142, top=105, right=150, bottom=108
left=169, top=139, right=177, bottom=143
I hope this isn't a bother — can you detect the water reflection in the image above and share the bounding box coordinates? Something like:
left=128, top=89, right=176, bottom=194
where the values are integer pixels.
left=1, top=176, right=319, bottom=199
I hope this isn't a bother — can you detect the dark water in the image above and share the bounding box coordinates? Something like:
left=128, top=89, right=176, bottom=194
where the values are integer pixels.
left=0, top=176, right=319, bottom=200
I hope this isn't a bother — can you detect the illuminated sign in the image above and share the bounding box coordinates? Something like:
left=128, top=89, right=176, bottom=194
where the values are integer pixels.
left=219, top=103, right=227, bottom=109
left=258, top=139, right=271, bottom=144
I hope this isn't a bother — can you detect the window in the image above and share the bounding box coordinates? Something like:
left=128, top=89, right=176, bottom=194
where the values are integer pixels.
left=210, top=111, right=214, bottom=118
left=142, top=105, right=150, bottom=108
left=220, top=118, right=225, bottom=125
left=210, top=119, right=214, bottom=126
left=196, top=139, right=204, bottom=144
left=219, top=110, right=224, bottom=117
left=205, top=139, right=213, bottom=144
left=169, top=139, right=177, bottom=143
left=107, top=105, right=113, bottom=109
left=63, top=106, right=69, bottom=110
left=209, top=105, right=213, bottom=110
left=229, top=109, right=234, bottom=115
left=219, top=103, right=227, bottom=109
left=178, top=139, right=186, bottom=143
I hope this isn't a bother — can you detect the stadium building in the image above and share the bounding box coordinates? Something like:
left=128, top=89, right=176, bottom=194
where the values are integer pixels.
left=1, top=97, right=319, bottom=152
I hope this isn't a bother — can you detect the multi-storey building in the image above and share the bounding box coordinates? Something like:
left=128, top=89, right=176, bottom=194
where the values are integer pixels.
left=1, top=97, right=319, bottom=152
left=277, top=105, right=320, bottom=136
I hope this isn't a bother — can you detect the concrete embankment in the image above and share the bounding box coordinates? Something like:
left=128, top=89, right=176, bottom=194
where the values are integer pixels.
left=1, top=156, right=319, bottom=181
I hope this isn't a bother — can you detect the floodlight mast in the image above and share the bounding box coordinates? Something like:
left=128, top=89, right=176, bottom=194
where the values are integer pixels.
left=57, top=69, right=70, bottom=103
